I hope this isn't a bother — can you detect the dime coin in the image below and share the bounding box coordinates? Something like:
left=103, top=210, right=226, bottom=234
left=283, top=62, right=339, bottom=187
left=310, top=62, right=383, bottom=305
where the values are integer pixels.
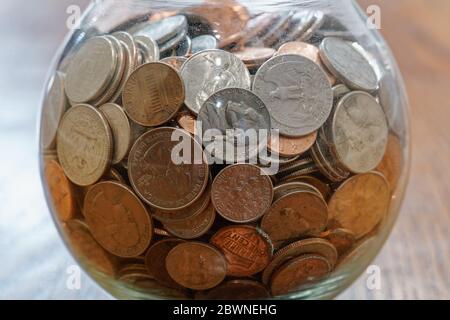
left=57, top=104, right=113, bottom=186
left=261, top=191, right=328, bottom=243
left=329, top=91, right=388, bottom=173
left=181, top=49, right=251, bottom=114
left=65, top=36, right=118, bottom=104
left=122, top=62, right=185, bottom=127
left=44, top=160, right=76, bottom=222
left=273, top=181, right=322, bottom=201
left=319, top=37, right=378, bottom=92
left=112, top=31, right=138, bottom=70
left=332, top=83, right=351, bottom=100
left=234, top=47, right=276, bottom=66
left=84, top=181, right=153, bottom=258
left=211, top=225, right=272, bottom=277
left=134, top=35, right=160, bottom=62
left=128, top=127, right=209, bottom=210
left=285, top=175, right=331, bottom=200
left=228, top=12, right=278, bottom=48
left=259, top=11, right=294, bottom=47
left=298, top=10, right=325, bottom=42
left=41, top=72, right=68, bottom=150
left=328, top=172, right=390, bottom=239
left=253, top=54, right=333, bottom=137
left=163, top=201, right=216, bottom=240
left=175, top=36, right=192, bottom=56
left=145, top=238, right=185, bottom=288
left=280, top=11, right=316, bottom=44
left=134, top=15, right=188, bottom=44
left=176, top=111, right=197, bottom=135
left=195, top=280, right=270, bottom=300
left=165, top=242, right=227, bottom=290
left=99, top=103, right=132, bottom=164
left=211, top=164, right=273, bottom=223
left=270, top=254, right=331, bottom=296
left=319, top=228, right=355, bottom=256
left=160, top=29, right=188, bottom=53
left=160, top=56, right=188, bottom=71
left=191, top=35, right=219, bottom=54
left=268, top=131, right=317, bottom=157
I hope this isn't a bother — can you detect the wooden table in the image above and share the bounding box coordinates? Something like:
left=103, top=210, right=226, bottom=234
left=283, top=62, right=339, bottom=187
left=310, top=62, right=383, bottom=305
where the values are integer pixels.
left=0, top=0, right=448, bottom=300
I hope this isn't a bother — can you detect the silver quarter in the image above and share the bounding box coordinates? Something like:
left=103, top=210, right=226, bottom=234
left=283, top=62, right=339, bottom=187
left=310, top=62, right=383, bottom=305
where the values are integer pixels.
left=191, top=35, right=219, bottom=54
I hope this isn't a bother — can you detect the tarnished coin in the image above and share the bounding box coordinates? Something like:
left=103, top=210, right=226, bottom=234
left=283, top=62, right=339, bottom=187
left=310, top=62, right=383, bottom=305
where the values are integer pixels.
left=161, top=56, right=188, bottom=71
left=272, top=181, right=322, bottom=201
left=270, top=254, right=331, bottom=296
left=211, top=225, right=272, bottom=277
left=195, top=280, right=270, bottom=300
left=41, top=72, right=68, bottom=150
left=57, top=104, right=113, bottom=186
left=166, top=242, right=227, bottom=290
left=234, top=47, right=276, bottom=66
left=268, top=131, right=317, bottom=157
left=44, top=160, right=76, bottom=222
left=332, top=84, right=351, bottom=101
left=191, top=35, right=219, bottom=54
left=134, top=35, right=160, bottom=62
left=145, top=238, right=185, bottom=289
left=134, top=15, right=188, bottom=44
left=211, top=164, right=273, bottom=223
left=253, top=54, right=333, bottom=137
left=84, top=181, right=153, bottom=257
left=181, top=49, right=251, bottom=114
left=122, top=62, right=185, bottom=127
left=163, top=202, right=216, bottom=239
left=328, top=172, right=390, bottom=239
left=329, top=91, right=388, bottom=173
left=198, top=87, right=271, bottom=162
left=284, top=175, right=331, bottom=200
left=319, top=228, right=356, bottom=256
left=176, top=111, right=197, bottom=135
left=261, top=191, right=328, bottom=243
left=65, top=36, right=118, bottom=104
left=99, top=103, right=132, bottom=164
left=319, top=37, right=378, bottom=92
left=128, top=127, right=209, bottom=210
left=376, top=133, right=403, bottom=192
left=262, top=238, right=337, bottom=285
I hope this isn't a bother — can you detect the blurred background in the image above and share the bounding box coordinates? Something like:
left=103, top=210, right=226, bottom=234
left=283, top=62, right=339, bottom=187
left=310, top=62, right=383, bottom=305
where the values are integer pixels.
left=0, top=0, right=448, bottom=299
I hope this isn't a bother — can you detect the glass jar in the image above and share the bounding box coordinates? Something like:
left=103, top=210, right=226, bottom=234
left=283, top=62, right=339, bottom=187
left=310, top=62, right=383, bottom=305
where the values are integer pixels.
left=39, top=0, right=410, bottom=300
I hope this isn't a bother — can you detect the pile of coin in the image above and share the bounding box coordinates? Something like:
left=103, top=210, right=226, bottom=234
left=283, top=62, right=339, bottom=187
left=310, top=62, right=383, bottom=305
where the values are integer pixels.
left=42, top=0, right=403, bottom=299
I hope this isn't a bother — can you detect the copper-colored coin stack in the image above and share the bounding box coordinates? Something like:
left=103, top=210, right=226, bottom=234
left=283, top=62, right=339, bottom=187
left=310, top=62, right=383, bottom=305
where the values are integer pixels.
left=41, top=0, right=402, bottom=299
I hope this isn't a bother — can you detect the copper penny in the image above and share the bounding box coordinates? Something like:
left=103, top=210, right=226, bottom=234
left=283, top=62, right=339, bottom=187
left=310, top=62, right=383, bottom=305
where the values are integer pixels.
left=376, top=133, right=403, bottom=192
left=176, top=111, right=197, bottom=136
left=211, top=164, right=273, bottom=223
left=319, top=228, right=356, bottom=256
left=163, top=202, right=216, bottom=239
left=122, top=62, right=184, bottom=127
left=261, top=191, right=328, bottom=243
left=270, top=254, right=332, bottom=296
left=328, top=172, right=390, bottom=239
left=234, top=47, right=276, bottom=66
left=166, top=242, right=227, bottom=290
left=84, top=181, right=153, bottom=257
left=128, top=127, right=209, bottom=210
left=44, top=160, right=76, bottom=222
left=262, top=238, right=337, bottom=285
left=195, top=280, right=270, bottom=300
left=145, top=238, right=185, bottom=289
left=160, top=56, right=188, bottom=71
left=268, top=131, right=317, bottom=157
left=210, top=225, right=272, bottom=277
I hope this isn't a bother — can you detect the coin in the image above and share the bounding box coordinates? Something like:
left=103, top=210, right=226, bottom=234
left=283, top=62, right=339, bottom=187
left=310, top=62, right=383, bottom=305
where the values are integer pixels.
left=261, top=191, right=328, bottom=243
left=328, top=172, right=390, bottom=239
left=253, top=54, right=333, bottom=137
left=145, top=238, right=185, bottom=289
left=57, top=104, right=113, bottom=186
left=176, top=111, right=197, bottom=135
left=41, top=72, right=68, bottom=150
left=160, top=28, right=188, bottom=53
left=99, top=103, right=132, bottom=164
left=191, top=35, right=219, bottom=54
left=211, top=164, right=273, bottom=223
left=134, top=35, right=160, bottom=62
left=228, top=13, right=278, bottom=48
left=128, top=127, right=209, bottom=210
left=376, top=133, right=403, bottom=192
left=279, top=11, right=316, bottom=44
left=160, top=56, right=188, bottom=71
left=268, top=131, right=317, bottom=157
left=270, top=254, right=331, bottom=296
left=328, top=91, right=388, bottom=173
left=84, top=181, right=153, bottom=257
left=195, top=280, right=270, bottom=300
left=262, top=238, right=337, bottom=285
left=154, top=228, right=171, bottom=237
left=44, top=160, right=76, bottom=222
left=284, top=176, right=331, bottom=200
left=112, top=31, right=138, bottom=70
left=258, top=11, right=294, bottom=47
left=273, top=181, right=322, bottom=201
left=234, top=47, right=276, bottom=66
left=211, top=225, right=272, bottom=277
left=181, top=49, right=251, bottom=114
left=319, top=228, right=355, bottom=256
left=122, top=62, right=185, bottom=127
left=175, top=36, right=192, bottom=56
left=332, top=84, right=351, bottom=101
left=65, top=36, right=118, bottom=104
left=163, top=201, right=216, bottom=239
left=319, top=37, right=378, bottom=92
left=166, top=242, right=227, bottom=290
left=134, top=15, right=188, bottom=44
left=298, top=11, right=325, bottom=42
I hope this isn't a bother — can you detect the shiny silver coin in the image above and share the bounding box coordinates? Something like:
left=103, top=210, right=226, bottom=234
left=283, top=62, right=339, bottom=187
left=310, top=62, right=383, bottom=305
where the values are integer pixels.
left=112, top=31, right=138, bottom=69
left=253, top=54, right=333, bottom=137
left=134, top=35, right=160, bottom=62
left=191, top=35, right=219, bottom=54
left=134, top=15, right=187, bottom=44
left=319, top=37, right=379, bottom=92
left=181, top=49, right=251, bottom=114
left=160, top=28, right=188, bottom=53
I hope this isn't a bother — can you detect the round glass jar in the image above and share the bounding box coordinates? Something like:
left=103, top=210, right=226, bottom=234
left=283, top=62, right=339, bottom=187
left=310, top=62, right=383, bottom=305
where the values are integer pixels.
left=39, top=0, right=410, bottom=300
